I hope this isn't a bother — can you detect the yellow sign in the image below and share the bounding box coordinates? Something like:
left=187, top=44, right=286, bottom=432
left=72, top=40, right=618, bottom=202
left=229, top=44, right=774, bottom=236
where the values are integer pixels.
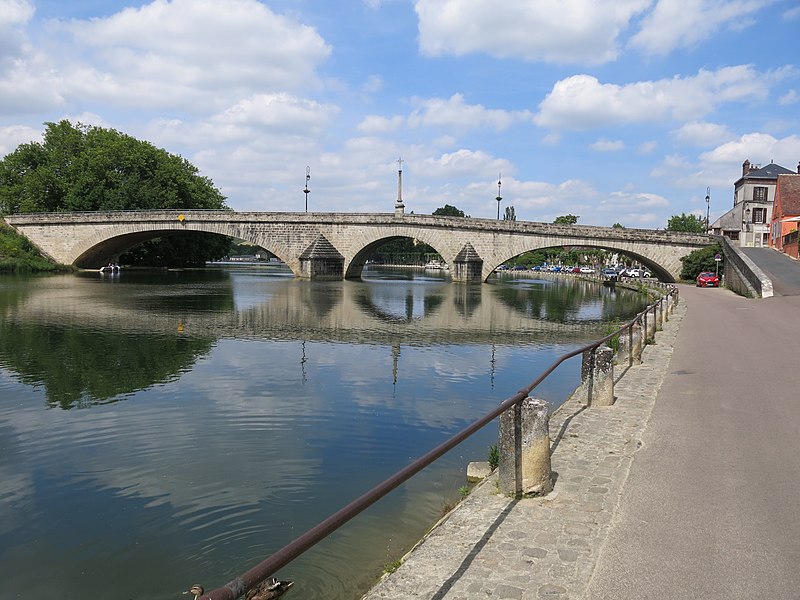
left=178, top=213, right=185, bottom=222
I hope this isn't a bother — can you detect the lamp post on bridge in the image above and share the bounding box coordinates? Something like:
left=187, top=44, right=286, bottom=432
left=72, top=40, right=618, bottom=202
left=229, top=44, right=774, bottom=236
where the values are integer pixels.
left=496, top=174, right=502, bottom=220
left=303, top=166, right=310, bottom=213
left=705, top=187, right=710, bottom=233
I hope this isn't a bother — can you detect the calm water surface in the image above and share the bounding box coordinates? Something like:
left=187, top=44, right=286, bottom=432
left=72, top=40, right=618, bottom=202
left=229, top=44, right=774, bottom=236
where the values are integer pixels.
left=0, top=267, right=648, bottom=600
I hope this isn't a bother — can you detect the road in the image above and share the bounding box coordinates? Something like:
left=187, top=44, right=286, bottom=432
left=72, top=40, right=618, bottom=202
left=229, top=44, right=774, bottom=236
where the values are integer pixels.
left=742, top=247, right=800, bottom=295
left=585, top=284, right=800, bottom=599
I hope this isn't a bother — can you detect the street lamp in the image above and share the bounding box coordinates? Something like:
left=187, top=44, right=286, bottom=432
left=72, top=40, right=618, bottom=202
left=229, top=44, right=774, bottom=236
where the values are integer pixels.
left=303, top=166, right=310, bottom=212
left=705, top=187, right=710, bottom=232
left=496, top=173, right=502, bottom=220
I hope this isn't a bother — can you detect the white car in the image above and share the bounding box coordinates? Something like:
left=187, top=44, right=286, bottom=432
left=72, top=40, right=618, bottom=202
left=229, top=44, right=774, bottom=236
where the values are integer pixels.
left=626, top=268, right=651, bottom=278
left=579, top=267, right=595, bottom=274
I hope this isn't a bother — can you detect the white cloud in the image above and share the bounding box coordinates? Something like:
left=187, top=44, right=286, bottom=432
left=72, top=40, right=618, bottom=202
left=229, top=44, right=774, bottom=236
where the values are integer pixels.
left=534, top=65, right=786, bottom=130
left=408, top=94, right=533, bottom=131
left=0, top=0, right=34, bottom=27
left=24, top=0, right=332, bottom=112
left=700, top=132, right=800, bottom=167
left=672, top=121, right=733, bottom=146
left=779, top=90, right=798, bottom=105
left=590, top=138, right=625, bottom=152
left=638, top=141, right=658, bottom=154
left=357, top=114, right=404, bottom=133
left=415, top=0, right=650, bottom=65
left=631, top=0, right=773, bottom=55
left=0, top=123, right=39, bottom=155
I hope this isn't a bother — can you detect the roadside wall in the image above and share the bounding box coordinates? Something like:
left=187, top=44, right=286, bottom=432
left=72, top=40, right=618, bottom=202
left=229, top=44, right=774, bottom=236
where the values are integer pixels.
left=721, top=236, right=773, bottom=298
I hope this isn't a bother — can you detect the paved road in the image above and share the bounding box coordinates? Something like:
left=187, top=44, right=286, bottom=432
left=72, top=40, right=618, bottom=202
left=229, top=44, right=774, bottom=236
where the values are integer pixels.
left=741, top=247, right=800, bottom=295
left=585, top=285, right=800, bottom=599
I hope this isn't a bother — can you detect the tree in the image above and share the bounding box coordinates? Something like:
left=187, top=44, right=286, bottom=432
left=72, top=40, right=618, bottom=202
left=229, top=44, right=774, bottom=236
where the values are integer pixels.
left=667, top=213, right=706, bottom=233
left=0, top=120, right=231, bottom=266
left=553, top=214, right=579, bottom=225
left=680, top=243, right=722, bottom=280
left=612, top=222, right=624, bottom=228
left=433, top=204, right=466, bottom=217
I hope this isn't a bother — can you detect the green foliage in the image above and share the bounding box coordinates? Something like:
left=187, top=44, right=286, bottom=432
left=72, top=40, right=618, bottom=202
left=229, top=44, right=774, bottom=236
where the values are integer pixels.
left=612, top=222, right=624, bottom=228
left=667, top=213, right=706, bottom=233
left=680, top=242, right=723, bottom=280
left=383, top=560, right=402, bottom=574
left=553, top=214, right=579, bottom=225
left=432, top=204, right=466, bottom=217
left=0, top=222, right=64, bottom=272
left=459, top=485, right=471, bottom=498
left=0, top=120, right=231, bottom=266
left=488, top=444, right=499, bottom=471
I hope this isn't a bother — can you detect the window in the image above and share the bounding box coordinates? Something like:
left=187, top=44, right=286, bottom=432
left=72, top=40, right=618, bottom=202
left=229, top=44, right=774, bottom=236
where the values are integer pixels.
left=752, top=207, right=767, bottom=224
left=727, top=231, right=740, bottom=241
left=753, top=186, right=768, bottom=202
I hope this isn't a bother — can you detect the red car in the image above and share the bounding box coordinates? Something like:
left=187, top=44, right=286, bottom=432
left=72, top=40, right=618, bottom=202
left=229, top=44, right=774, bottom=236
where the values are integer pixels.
left=696, top=271, right=719, bottom=287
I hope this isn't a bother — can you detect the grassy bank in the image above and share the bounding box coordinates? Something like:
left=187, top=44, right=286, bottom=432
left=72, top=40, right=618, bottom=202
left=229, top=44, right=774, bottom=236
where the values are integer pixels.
left=0, top=222, right=71, bottom=273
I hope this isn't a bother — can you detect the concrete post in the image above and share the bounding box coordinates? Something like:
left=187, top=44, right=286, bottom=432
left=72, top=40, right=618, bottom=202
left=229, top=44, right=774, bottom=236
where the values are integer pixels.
left=616, top=327, right=632, bottom=367
left=591, top=345, right=614, bottom=406
left=498, top=397, right=553, bottom=497
left=655, top=300, right=663, bottom=331
left=646, top=307, right=656, bottom=342
left=579, top=349, right=593, bottom=403
left=631, top=323, right=643, bottom=363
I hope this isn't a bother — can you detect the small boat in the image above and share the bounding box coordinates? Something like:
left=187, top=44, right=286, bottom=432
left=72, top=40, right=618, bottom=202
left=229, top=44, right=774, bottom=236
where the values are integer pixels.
left=99, top=263, right=122, bottom=273
left=424, top=260, right=447, bottom=270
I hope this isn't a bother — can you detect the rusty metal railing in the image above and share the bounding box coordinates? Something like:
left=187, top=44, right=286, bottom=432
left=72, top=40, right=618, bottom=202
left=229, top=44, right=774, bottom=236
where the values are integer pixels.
left=197, top=286, right=679, bottom=600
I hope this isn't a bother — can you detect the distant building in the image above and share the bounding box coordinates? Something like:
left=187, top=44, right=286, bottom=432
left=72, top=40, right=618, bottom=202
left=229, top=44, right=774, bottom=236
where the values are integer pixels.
left=710, top=159, right=797, bottom=247
left=769, top=168, right=800, bottom=258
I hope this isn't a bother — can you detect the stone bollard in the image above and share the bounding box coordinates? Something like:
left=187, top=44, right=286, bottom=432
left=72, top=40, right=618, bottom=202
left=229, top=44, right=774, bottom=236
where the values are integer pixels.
left=631, top=323, right=643, bottom=363
left=616, top=327, right=632, bottom=367
left=646, top=306, right=657, bottom=341
left=579, top=349, right=593, bottom=403
left=498, top=397, right=553, bottom=497
left=655, top=300, right=663, bottom=331
left=591, top=345, right=614, bottom=407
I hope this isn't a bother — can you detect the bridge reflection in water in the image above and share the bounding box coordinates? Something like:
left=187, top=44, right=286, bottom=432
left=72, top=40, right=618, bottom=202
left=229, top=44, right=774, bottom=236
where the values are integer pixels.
left=0, top=267, right=649, bottom=600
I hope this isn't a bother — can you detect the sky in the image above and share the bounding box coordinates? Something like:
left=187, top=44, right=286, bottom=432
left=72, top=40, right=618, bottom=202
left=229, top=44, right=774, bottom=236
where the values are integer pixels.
left=1, top=0, right=799, bottom=227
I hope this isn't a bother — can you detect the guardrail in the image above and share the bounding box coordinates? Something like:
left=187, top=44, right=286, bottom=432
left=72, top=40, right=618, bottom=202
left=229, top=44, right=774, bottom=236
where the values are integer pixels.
left=196, top=285, right=679, bottom=600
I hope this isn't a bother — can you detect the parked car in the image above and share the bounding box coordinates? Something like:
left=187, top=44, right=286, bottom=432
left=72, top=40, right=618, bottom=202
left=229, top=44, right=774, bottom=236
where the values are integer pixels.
left=625, top=268, right=652, bottom=278
left=601, top=267, right=618, bottom=278
left=571, top=266, right=581, bottom=273
left=696, top=271, right=720, bottom=287
left=579, top=267, right=595, bottom=274
left=512, top=265, right=527, bottom=271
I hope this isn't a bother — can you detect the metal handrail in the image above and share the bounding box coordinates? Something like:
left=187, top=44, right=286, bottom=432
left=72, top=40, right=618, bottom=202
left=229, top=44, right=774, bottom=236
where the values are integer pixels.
left=198, top=286, right=678, bottom=600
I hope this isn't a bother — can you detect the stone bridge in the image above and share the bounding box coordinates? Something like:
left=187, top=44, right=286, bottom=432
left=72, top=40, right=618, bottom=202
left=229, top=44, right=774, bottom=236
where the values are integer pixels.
left=3, top=210, right=712, bottom=282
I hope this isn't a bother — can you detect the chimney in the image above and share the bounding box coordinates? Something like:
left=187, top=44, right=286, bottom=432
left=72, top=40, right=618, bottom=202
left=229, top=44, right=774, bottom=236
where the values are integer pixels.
left=743, top=159, right=750, bottom=176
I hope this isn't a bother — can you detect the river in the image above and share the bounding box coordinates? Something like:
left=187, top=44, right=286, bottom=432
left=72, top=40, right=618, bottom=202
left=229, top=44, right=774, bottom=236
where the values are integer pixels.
left=0, top=266, right=648, bottom=600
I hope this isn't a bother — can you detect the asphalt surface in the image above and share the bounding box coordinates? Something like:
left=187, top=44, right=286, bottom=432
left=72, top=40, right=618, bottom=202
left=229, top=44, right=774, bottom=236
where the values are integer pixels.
left=585, top=285, right=800, bottom=599
left=741, top=247, right=800, bottom=295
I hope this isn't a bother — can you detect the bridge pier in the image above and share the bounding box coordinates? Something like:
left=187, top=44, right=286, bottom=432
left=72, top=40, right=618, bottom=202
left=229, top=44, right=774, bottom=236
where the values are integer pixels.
left=299, top=235, right=344, bottom=280
left=451, top=243, right=483, bottom=283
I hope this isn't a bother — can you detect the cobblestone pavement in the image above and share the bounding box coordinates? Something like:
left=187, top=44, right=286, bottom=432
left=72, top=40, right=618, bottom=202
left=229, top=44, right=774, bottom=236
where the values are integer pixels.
left=362, top=297, right=686, bottom=600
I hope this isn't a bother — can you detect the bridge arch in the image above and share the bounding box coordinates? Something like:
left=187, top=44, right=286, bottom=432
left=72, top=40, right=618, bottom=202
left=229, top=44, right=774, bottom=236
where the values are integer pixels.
left=489, top=241, right=673, bottom=282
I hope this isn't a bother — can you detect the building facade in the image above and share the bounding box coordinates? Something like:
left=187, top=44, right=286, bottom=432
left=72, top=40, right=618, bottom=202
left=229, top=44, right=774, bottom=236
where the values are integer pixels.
left=710, top=159, right=797, bottom=247
left=769, top=171, right=800, bottom=258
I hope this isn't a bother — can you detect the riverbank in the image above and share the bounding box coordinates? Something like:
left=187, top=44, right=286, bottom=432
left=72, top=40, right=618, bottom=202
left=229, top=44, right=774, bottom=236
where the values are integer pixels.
left=0, top=222, right=69, bottom=272
left=362, top=292, right=686, bottom=599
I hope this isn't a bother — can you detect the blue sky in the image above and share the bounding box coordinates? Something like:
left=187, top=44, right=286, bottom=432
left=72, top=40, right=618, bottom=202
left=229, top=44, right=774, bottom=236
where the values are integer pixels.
left=1, top=0, right=798, bottom=227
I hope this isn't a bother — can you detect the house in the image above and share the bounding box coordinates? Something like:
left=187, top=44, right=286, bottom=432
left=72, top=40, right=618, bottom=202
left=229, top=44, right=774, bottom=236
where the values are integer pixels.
left=710, top=159, right=797, bottom=247
left=769, top=170, right=800, bottom=258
